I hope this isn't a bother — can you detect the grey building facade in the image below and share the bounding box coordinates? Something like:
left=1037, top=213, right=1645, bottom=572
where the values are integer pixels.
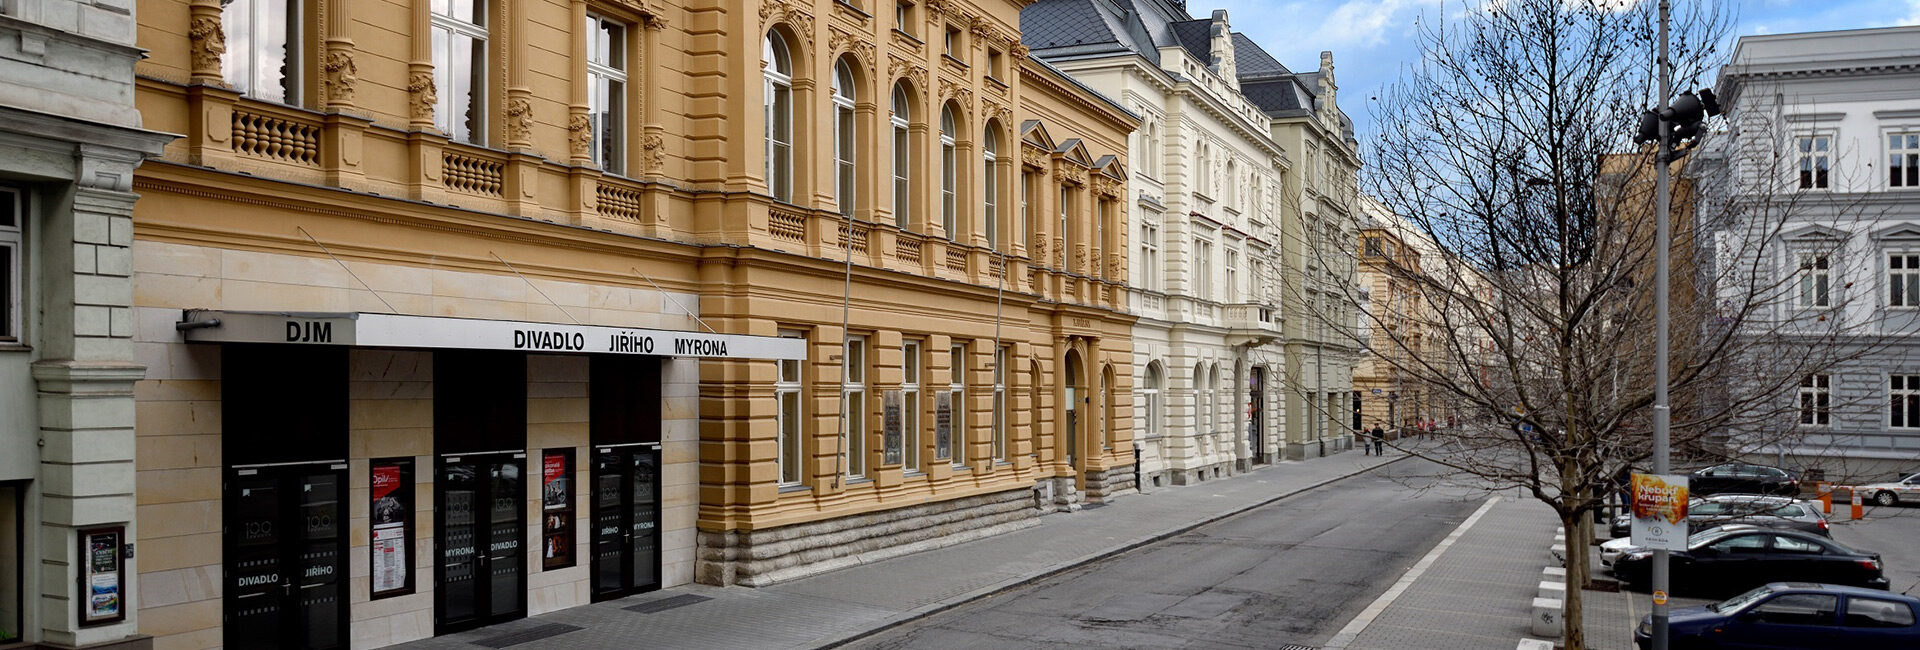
left=0, top=1, right=171, bottom=647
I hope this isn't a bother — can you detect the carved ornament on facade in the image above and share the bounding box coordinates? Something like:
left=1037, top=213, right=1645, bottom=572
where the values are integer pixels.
left=324, top=50, right=357, bottom=105
left=408, top=72, right=437, bottom=122
left=642, top=133, right=665, bottom=171
left=1052, top=237, right=1065, bottom=267
left=889, top=28, right=923, bottom=53
left=568, top=113, right=592, bottom=158
left=889, top=55, right=928, bottom=91
left=1011, top=43, right=1030, bottom=60
left=937, top=79, right=973, bottom=112
left=1021, top=144, right=1049, bottom=170
left=829, top=26, right=875, bottom=68
left=1109, top=254, right=1125, bottom=279
left=760, top=0, right=815, bottom=45
left=189, top=16, right=226, bottom=77
left=644, top=13, right=669, bottom=31
left=507, top=97, right=534, bottom=142
left=1057, top=164, right=1087, bottom=185
left=1091, top=174, right=1122, bottom=198
left=969, top=16, right=994, bottom=42
left=832, top=0, right=870, bottom=26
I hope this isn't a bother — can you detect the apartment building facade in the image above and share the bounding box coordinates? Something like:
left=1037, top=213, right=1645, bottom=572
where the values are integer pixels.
left=125, top=0, right=1135, bottom=648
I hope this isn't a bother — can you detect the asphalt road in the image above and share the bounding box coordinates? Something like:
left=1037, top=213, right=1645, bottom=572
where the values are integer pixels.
left=1835, top=504, right=1920, bottom=595
left=846, top=457, right=1486, bottom=650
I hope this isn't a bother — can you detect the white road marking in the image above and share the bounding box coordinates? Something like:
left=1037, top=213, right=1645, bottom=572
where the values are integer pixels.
left=1320, top=495, right=1503, bottom=650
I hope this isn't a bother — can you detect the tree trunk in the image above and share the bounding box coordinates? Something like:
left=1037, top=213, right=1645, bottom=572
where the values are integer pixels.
left=1561, top=510, right=1587, bottom=650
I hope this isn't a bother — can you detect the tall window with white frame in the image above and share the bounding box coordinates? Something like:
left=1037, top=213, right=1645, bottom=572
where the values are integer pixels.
left=892, top=84, right=913, bottom=230
left=1138, top=214, right=1158, bottom=291
left=1892, top=252, right=1920, bottom=308
left=0, top=186, right=20, bottom=343
left=832, top=60, right=858, bottom=217
left=842, top=336, right=867, bottom=478
left=1799, top=374, right=1830, bottom=427
left=1796, top=135, right=1830, bottom=190
left=1225, top=247, right=1240, bottom=303
left=950, top=342, right=967, bottom=467
left=430, top=0, right=487, bottom=143
left=1224, top=159, right=1237, bottom=207
left=1023, top=170, right=1039, bottom=254
left=776, top=329, right=806, bottom=485
left=1797, top=252, right=1831, bottom=309
left=902, top=340, right=922, bottom=472
left=1893, top=374, right=1920, bottom=430
left=1195, top=237, right=1214, bottom=301
left=983, top=128, right=999, bottom=249
left=1141, top=364, right=1161, bottom=439
left=1192, top=364, right=1207, bottom=436
left=1058, top=185, right=1073, bottom=261
left=940, top=107, right=957, bottom=238
left=763, top=32, right=794, bottom=202
left=586, top=14, right=627, bottom=175
left=1892, top=133, right=1919, bottom=189
left=992, top=345, right=1008, bottom=462
left=221, top=0, right=301, bottom=105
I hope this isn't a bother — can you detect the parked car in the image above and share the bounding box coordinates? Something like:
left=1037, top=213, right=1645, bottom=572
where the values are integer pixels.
left=1608, top=494, right=1829, bottom=538
left=1612, top=526, right=1888, bottom=596
left=1689, top=463, right=1801, bottom=497
left=1635, top=582, right=1920, bottom=650
left=1603, top=524, right=1767, bottom=568
left=1856, top=472, right=1920, bottom=507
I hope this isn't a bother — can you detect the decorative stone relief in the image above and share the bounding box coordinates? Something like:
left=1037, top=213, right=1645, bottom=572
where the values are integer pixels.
left=1021, top=145, right=1049, bottom=170
left=568, top=113, right=592, bottom=159
left=189, top=16, right=226, bottom=79
left=642, top=133, right=665, bottom=171
left=760, top=0, right=815, bottom=46
left=1012, top=43, right=1030, bottom=60
left=1057, top=163, right=1087, bottom=185
left=408, top=72, right=438, bottom=123
left=889, top=55, right=927, bottom=91
left=1091, top=174, right=1123, bottom=198
left=507, top=98, right=534, bottom=143
left=938, top=79, right=972, bottom=112
left=324, top=50, right=358, bottom=105
left=829, top=27, right=875, bottom=68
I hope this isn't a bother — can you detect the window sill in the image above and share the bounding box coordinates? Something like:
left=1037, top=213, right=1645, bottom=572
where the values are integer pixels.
left=778, top=482, right=813, bottom=493
left=892, top=29, right=923, bottom=45
left=942, top=54, right=969, bottom=69
left=0, top=341, right=28, bottom=352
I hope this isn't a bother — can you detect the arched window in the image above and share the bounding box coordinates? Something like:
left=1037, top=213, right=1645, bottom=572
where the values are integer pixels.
left=891, top=83, right=913, bottom=229
left=983, top=125, right=1000, bottom=250
left=940, top=106, right=958, bottom=238
left=1225, top=159, right=1237, bottom=206
left=763, top=31, right=794, bottom=202
left=1193, top=363, right=1208, bottom=435
left=832, top=59, right=857, bottom=216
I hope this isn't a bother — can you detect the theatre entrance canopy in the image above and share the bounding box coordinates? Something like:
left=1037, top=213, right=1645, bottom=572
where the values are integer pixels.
left=177, top=310, right=807, bottom=361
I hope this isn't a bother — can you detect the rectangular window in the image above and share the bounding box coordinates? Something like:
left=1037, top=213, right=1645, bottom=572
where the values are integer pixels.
left=1139, top=218, right=1159, bottom=291
left=1797, top=252, right=1831, bottom=308
left=1892, top=133, right=1920, bottom=189
left=221, top=0, right=301, bottom=105
left=0, top=482, right=19, bottom=642
left=776, top=329, right=805, bottom=485
left=586, top=14, right=627, bottom=175
left=992, top=345, right=1008, bottom=462
left=1058, top=186, right=1073, bottom=259
left=893, top=116, right=911, bottom=229
left=945, top=26, right=961, bottom=58
left=950, top=342, right=967, bottom=467
left=896, top=2, right=914, bottom=36
left=843, top=336, right=867, bottom=478
left=1195, top=238, right=1213, bottom=300
left=1225, top=248, right=1240, bottom=303
left=941, top=135, right=956, bottom=236
left=1799, top=375, right=1831, bottom=427
left=902, top=340, right=922, bottom=472
left=0, top=186, right=19, bottom=342
left=984, top=155, right=999, bottom=249
left=431, top=0, right=488, bottom=143
left=1018, top=171, right=1032, bottom=253
left=1364, top=236, right=1383, bottom=257
left=1891, top=253, right=1920, bottom=308
left=1894, top=375, right=1920, bottom=429
left=1797, top=135, right=1830, bottom=190
left=987, top=48, right=1004, bottom=80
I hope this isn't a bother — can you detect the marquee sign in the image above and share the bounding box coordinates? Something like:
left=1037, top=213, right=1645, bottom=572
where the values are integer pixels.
left=180, top=310, right=807, bottom=361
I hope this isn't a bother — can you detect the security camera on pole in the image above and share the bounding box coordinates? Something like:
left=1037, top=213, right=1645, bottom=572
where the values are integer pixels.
left=1630, top=3, right=1721, bottom=648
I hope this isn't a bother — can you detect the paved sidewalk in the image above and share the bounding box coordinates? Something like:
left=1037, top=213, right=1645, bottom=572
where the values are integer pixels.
left=1325, top=494, right=1561, bottom=650
left=392, top=447, right=1412, bottom=650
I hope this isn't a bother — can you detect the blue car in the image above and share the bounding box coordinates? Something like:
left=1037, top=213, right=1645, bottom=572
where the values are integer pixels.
left=1635, top=583, right=1920, bottom=650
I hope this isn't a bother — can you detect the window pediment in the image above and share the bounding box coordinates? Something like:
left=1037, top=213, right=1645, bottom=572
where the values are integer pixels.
left=1780, top=223, right=1849, bottom=243
left=1871, top=223, right=1920, bottom=242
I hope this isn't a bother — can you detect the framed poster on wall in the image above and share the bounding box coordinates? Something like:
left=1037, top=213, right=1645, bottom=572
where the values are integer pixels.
left=541, top=449, right=575, bottom=570
left=78, top=526, right=126, bottom=626
left=370, top=458, right=414, bottom=598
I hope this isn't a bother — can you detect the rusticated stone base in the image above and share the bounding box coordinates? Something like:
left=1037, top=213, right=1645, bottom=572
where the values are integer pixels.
left=1084, top=464, right=1137, bottom=503
left=1169, top=460, right=1237, bottom=486
left=696, top=486, right=1045, bottom=587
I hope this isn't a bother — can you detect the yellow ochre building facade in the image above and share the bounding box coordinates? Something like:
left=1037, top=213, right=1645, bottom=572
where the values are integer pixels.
left=127, top=0, right=1136, bottom=647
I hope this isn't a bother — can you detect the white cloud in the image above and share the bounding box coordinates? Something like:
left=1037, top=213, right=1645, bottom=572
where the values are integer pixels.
left=1904, top=0, right=1920, bottom=25
left=1318, top=0, right=1441, bottom=47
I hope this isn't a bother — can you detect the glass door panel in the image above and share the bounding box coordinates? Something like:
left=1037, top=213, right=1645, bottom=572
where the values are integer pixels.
left=438, top=462, right=480, bottom=626
left=296, top=473, right=343, bottom=649
left=228, top=475, right=283, bottom=646
left=592, top=451, right=625, bottom=598
left=487, top=461, right=524, bottom=619
left=628, top=450, right=658, bottom=590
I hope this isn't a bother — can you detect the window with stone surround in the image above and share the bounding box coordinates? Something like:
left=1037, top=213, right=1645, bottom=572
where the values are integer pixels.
left=992, top=345, right=1008, bottom=462
left=842, top=335, right=868, bottom=478
left=0, top=186, right=17, bottom=343
left=1799, top=374, right=1830, bottom=427
left=983, top=126, right=1000, bottom=250
left=586, top=13, right=628, bottom=175
left=776, top=328, right=806, bottom=485
left=941, top=106, right=958, bottom=237
left=892, top=84, right=914, bottom=230
left=949, top=341, right=968, bottom=467
left=430, top=0, right=488, bottom=143
left=902, top=339, right=923, bottom=472
left=1891, top=133, right=1919, bottom=189
left=1796, top=135, right=1830, bottom=190
left=1893, top=374, right=1920, bottom=430
left=222, top=0, right=302, bottom=105
left=764, top=31, right=794, bottom=202
left=1891, top=252, right=1920, bottom=308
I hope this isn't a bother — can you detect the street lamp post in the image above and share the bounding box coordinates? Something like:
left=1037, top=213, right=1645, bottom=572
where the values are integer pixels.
left=1651, top=1, right=1675, bottom=647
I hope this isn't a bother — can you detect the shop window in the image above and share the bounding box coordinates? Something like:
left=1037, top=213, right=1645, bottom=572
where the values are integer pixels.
left=434, top=351, right=527, bottom=454
left=221, top=0, right=303, bottom=105
left=591, top=355, right=662, bottom=446
left=540, top=449, right=574, bottom=570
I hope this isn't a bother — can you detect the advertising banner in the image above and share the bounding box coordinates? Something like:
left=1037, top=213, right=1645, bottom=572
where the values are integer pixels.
left=78, top=528, right=124, bottom=625
left=1630, top=473, right=1690, bottom=551
left=369, top=460, right=411, bottom=597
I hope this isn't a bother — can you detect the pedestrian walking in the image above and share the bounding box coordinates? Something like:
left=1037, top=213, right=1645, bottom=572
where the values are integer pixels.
left=1368, top=425, right=1386, bottom=456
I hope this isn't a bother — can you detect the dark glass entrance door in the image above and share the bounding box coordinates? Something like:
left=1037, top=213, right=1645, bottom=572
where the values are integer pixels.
left=225, top=463, right=348, bottom=650
left=435, top=453, right=526, bottom=634
left=1248, top=369, right=1265, bottom=464
left=591, top=444, right=661, bottom=601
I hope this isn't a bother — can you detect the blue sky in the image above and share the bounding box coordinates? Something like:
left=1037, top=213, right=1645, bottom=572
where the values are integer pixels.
left=1203, top=0, right=1920, bottom=140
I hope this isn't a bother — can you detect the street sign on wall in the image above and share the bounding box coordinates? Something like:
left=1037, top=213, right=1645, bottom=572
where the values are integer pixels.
left=1630, top=473, right=1690, bottom=551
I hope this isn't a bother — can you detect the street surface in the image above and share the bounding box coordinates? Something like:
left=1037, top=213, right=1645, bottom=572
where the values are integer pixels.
left=1835, top=504, right=1920, bottom=595
left=848, top=457, right=1483, bottom=650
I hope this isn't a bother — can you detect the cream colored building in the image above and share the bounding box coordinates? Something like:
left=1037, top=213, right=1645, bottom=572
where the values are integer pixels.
left=1354, top=196, right=1443, bottom=434
left=126, top=0, right=1136, bottom=648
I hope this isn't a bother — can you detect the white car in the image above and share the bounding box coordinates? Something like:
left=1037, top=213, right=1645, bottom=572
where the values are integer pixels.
left=1600, top=524, right=1765, bottom=567
left=1857, top=472, right=1920, bottom=507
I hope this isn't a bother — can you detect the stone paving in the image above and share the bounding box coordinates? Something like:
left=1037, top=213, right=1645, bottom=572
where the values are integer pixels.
left=391, top=447, right=1411, bottom=650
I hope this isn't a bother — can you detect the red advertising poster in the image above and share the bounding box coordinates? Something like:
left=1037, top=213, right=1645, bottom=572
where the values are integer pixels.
left=369, top=459, right=412, bottom=597
left=541, top=450, right=574, bottom=569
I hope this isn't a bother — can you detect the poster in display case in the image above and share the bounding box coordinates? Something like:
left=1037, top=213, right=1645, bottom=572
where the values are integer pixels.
left=78, top=527, right=125, bottom=625
left=370, top=458, right=414, bottom=598
left=542, top=449, right=575, bottom=570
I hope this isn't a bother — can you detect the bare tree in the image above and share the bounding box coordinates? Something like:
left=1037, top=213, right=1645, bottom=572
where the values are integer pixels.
left=1299, top=1, right=1895, bottom=647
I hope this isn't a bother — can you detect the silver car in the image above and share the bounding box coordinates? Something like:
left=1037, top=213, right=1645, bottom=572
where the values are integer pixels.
left=1608, top=494, right=1830, bottom=539
left=1857, top=472, right=1920, bottom=507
